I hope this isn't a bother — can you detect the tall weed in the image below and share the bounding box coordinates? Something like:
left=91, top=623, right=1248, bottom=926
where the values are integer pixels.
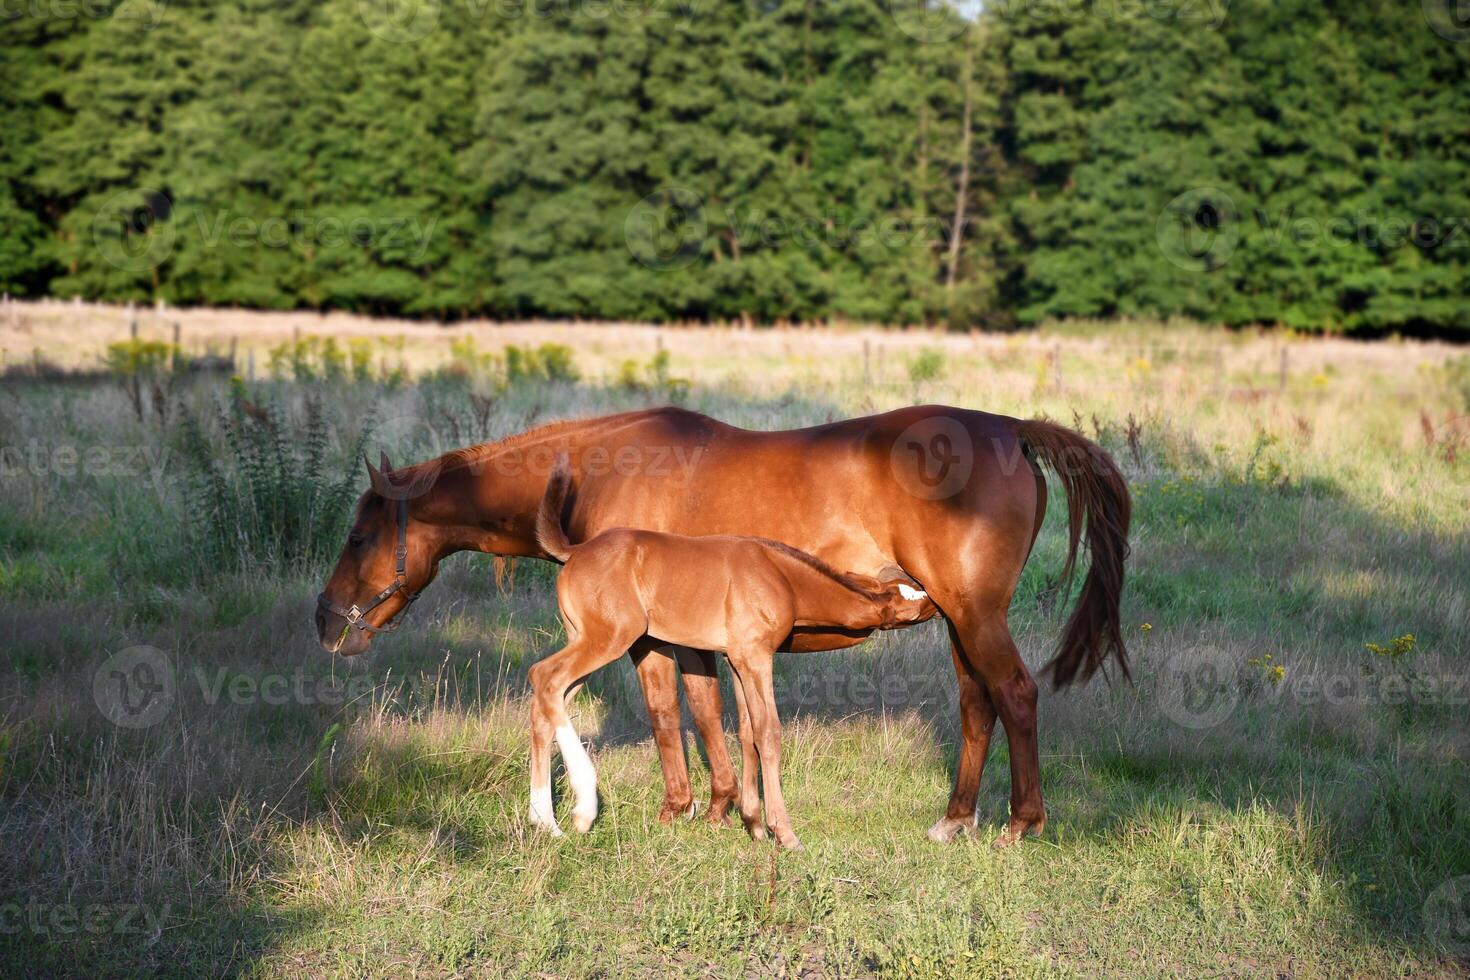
left=178, top=390, right=370, bottom=572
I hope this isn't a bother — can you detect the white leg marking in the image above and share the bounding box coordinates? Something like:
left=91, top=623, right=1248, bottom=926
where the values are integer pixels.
left=556, top=722, right=599, bottom=833
left=529, top=781, right=562, bottom=836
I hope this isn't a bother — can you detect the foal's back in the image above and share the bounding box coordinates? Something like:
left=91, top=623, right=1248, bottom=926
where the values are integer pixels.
left=563, top=529, right=799, bottom=652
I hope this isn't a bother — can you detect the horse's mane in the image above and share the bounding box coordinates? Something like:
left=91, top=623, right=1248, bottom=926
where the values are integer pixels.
left=749, top=537, right=889, bottom=604
left=389, top=409, right=679, bottom=485
left=437, top=418, right=592, bottom=469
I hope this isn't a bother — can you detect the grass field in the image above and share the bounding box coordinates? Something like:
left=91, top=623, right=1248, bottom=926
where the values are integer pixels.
left=1, top=302, right=1468, bottom=977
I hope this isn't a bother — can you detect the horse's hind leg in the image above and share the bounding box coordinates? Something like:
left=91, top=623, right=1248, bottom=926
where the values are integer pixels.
left=946, top=605, right=1046, bottom=849
left=674, top=647, right=739, bottom=826
left=927, top=623, right=999, bottom=844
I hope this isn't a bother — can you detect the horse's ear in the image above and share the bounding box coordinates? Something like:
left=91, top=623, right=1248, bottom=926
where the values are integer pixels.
left=380, top=452, right=394, bottom=476
left=367, top=452, right=439, bottom=500
left=365, top=455, right=393, bottom=497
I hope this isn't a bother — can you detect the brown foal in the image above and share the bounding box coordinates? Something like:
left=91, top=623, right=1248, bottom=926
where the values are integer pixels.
left=528, top=456, right=935, bottom=848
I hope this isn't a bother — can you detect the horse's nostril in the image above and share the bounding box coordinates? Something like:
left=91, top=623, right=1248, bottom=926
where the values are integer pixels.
left=315, top=611, right=327, bottom=636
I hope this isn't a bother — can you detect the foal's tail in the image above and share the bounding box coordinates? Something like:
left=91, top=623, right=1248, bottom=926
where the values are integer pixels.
left=535, top=454, right=575, bottom=563
left=1013, top=419, right=1132, bottom=689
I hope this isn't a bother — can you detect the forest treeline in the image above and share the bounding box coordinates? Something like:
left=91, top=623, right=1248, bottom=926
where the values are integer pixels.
left=2, top=0, right=1467, bottom=334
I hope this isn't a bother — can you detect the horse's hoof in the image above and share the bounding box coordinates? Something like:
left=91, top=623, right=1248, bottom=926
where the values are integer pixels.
left=571, top=813, right=595, bottom=834
left=926, top=816, right=975, bottom=844
left=746, top=822, right=768, bottom=841
left=706, top=794, right=736, bottom=826
left=657, top=799, right=695, bottom=824
left=777, top=833, right=804, bottom=852
left=992, top=816, right=1045, bottom=850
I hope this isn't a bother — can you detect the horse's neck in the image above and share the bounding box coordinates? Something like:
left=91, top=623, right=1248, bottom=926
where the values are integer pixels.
left=425, top=421, right=606, bottom=558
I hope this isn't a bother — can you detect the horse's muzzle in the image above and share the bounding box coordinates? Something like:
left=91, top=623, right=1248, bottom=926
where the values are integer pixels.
left=316, top=605, right=372, bottom=656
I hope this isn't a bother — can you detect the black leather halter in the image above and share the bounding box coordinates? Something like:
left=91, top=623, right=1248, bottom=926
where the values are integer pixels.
left=317, top=496, right=419, bottom=635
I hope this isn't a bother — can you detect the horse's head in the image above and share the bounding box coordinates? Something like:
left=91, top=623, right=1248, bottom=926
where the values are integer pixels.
left=316, top=454, right=442, bottom=656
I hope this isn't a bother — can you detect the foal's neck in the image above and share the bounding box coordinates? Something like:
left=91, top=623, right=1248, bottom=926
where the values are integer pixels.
left=766, top=548, right=886, bottom=630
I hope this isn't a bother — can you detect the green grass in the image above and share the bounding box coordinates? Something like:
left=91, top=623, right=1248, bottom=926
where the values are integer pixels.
left=1, top=320, right=1467, bottom=976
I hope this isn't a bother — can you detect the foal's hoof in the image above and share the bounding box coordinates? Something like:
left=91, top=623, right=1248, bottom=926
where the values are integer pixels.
left=776, top=832, right=804, bottom=852
left=571, top=813, right=596, bottom=834
left=745, top=821, right=768, bottom=842
left=926, top=816, right=976, bottom=844
left=991, top=816, right=1046, bottom=850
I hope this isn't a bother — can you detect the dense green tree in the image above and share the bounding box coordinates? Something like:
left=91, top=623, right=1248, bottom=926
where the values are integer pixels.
left=1, top=0, right=1465, bottom=334
left=996, top=0, right=1470, bottom=334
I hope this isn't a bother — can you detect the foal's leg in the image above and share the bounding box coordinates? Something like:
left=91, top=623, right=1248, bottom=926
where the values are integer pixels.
left=674, top=647, right=739, bottom=826
left=528, top=633, right=637, bottom=835
left=726, top=645, right=801, bottom=851
left=728, top=676, right=766, bottom=840
left=528, top=640, right=586, bottom=836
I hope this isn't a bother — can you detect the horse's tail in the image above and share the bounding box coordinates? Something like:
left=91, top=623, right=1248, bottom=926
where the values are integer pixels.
left=1013, top=419, right=1132, bottom=689
left=535, top=454, right=575, bottom=563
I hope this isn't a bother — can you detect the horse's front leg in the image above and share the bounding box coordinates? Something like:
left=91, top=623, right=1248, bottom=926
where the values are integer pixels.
left=673, top=646, right=738, bottom=826
left=630, top=642, right=696, bottom=822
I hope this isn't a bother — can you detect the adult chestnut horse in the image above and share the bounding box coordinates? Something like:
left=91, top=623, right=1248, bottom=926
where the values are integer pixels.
left=315, top=405, right=1130, bottom=847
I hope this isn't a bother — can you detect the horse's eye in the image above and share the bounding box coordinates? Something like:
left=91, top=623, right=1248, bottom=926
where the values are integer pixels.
left=348, top=533, right=366, bottom=548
